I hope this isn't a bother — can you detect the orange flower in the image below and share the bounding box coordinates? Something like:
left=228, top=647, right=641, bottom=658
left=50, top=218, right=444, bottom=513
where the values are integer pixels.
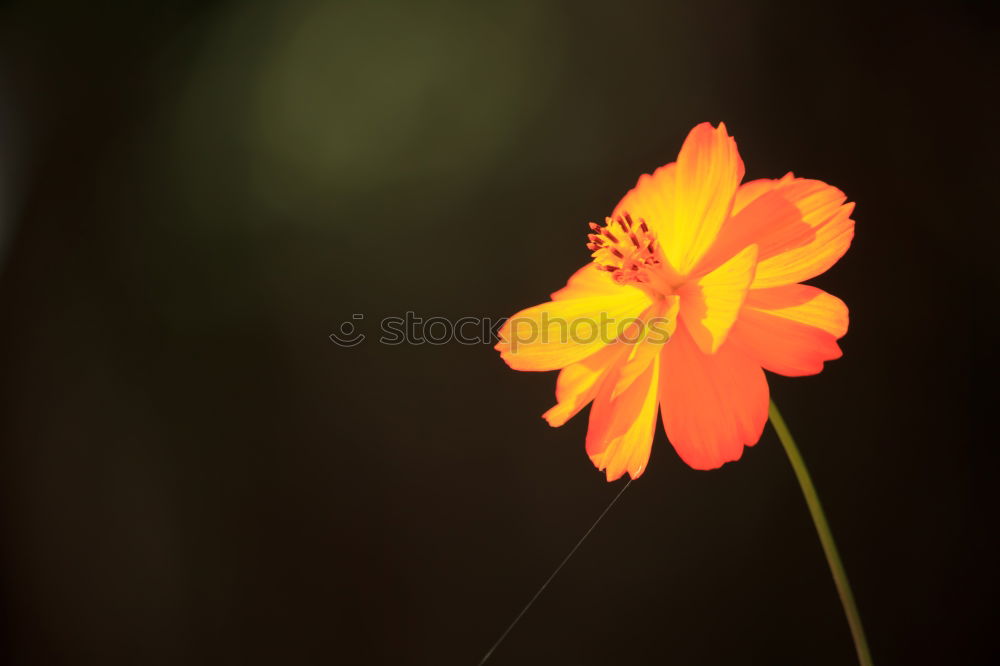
left=495, top=122, right=854, bottom=480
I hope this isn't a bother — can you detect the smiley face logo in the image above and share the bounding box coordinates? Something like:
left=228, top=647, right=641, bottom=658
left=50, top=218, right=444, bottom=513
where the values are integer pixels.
left=328, top=314, right=366, bottom=347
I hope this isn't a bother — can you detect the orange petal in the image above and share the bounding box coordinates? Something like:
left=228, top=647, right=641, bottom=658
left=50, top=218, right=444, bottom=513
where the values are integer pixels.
left=731, top=172, right=796, bottom=215
left=728, top=285, right=848, bottom=376
left=697, top=177, right=854, bottom=287
left=745, top=284, right=848, bottom=337
left=678, top=243, right=758, bottom=354
left=613, top=122, right=744, bottom=276
left=659, top=324, right=769, bottom=470
left=542, top=343, right=627, bottom=427
left=586, top=354, right=661, bottom=481
left=496, top=291, right=652, bottom=371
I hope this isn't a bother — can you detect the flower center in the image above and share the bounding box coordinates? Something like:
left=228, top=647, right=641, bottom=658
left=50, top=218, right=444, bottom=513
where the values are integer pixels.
left=587, top=212, right=664, bottom=288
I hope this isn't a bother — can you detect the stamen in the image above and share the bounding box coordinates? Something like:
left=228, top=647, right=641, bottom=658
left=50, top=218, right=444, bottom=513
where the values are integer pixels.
left=584, top=210, right=662, bottom=288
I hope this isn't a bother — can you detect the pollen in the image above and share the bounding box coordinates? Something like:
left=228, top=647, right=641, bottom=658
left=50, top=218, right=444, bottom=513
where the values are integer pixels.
left=586, top=212, right=660, bottom=285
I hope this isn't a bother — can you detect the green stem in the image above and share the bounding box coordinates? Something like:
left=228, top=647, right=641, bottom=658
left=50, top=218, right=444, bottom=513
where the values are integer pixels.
left=769, top=400, right=873, bottom=666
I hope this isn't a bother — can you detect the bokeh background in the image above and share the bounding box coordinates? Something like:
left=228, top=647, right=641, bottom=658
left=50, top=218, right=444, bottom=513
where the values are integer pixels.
left=0, top=0, right=995, bottom=664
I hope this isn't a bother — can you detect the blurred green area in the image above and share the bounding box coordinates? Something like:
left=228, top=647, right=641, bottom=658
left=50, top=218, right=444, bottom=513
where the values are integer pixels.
left=165, top=0, right=564, bottom=218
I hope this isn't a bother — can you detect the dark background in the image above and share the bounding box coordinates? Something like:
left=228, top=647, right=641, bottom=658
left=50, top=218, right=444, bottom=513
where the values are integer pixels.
left=0, top=0, right=995, bottom=664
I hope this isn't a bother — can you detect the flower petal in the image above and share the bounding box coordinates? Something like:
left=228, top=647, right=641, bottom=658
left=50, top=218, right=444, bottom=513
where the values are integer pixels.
left=678, top=243, right=758, bottom=354
left=609, top=297, right=678, bottom=399
left=587, top=354, right=661, bottom=481
left=670, top=122, right=745, bottom=274
left=696, top=177, right=854, bottom=287
left=728, top=285, right=848, bottom=376
left=496, top=291, right=652, bottom=371
left=732, top=177, right=779, bottom=215
left=613, top=122, right=744, bottom=276
left=543, top=295, right=675, bottom=427
left=659, top=323, right=769, bottom=470
left=542, top=343, right=627, bottom=427
left=746, top=284, right=848, bottom=337
left=611, top=163, right=681, bottom=275
left=550, top=263, right=640, bottom=301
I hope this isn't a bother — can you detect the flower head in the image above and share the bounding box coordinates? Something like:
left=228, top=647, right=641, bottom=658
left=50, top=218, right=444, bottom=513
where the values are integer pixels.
left=495, top=122, right=854, bottom=480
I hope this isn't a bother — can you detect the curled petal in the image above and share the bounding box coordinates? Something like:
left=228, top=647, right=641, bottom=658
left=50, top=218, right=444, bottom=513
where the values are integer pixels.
left=678, top=244, right=758, bottom=354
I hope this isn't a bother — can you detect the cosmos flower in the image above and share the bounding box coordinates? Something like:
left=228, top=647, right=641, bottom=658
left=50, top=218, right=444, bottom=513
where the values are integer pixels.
left=496, top=122, right=854, bottom=480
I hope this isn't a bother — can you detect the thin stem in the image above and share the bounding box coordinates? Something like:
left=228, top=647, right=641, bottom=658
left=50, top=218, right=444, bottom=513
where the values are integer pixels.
left=769, top=400, right=873, bottom=666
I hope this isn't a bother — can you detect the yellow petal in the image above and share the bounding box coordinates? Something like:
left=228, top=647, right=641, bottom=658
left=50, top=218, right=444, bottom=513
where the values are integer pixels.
left=550, top=263, right=642, bottom=301
left=610, top=297, right=678, bottom=399
left=670, top=122, right=745, bottom=274
left=542, top=344, right=627, bottom=427
left=495, top=291, right=652, bottom=371
left=587, top=354, right=661, bottom=481
left=612, top=123, right=744, bottom=276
